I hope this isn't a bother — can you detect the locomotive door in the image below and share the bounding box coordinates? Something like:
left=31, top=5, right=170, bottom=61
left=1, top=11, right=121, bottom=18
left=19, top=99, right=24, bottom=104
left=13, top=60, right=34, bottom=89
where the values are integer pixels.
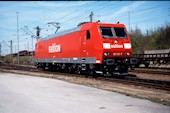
left=80, top=31, right=87, bottom=58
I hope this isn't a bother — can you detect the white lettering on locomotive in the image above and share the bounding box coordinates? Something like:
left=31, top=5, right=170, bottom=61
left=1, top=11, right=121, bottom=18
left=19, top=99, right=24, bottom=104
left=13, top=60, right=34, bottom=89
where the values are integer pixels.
left=48, top=43, right=61, bottom=53
left=111, top=44, right=123, bottom=48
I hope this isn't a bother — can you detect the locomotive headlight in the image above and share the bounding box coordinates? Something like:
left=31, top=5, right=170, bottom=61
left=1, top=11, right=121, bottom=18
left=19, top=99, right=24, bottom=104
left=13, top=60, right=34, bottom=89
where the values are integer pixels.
left=104, top=52, right=110, bottom=56
left=103, top=43, right=111, bottom=49
left=124, top=43, right=131, bottom=49
left=124, top=52, right=130, bottom=56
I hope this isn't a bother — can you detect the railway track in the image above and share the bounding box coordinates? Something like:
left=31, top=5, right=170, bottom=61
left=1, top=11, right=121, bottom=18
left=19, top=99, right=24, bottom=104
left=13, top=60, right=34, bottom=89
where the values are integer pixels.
left=129, top=68, right=170, bottom=75
left=0, top=63, right=170, bottom=91
left=112, top=77, right=170, bottom=91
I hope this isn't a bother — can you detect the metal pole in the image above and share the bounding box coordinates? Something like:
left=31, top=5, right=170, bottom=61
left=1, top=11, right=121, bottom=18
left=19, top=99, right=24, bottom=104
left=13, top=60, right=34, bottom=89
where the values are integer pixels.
left=26, top=38, right=29, bottom=51
left=32, top=36, right=33, bottom=60
left=16, top=12, right=19, bottom=64
left=28, top=41, right=29, bottom=51
left=128, top=11, right=130, bottom=32
left=35, top=26, right=41, bottom=41
left=10, top=40, right=13, bottom=64
left=15, top=45, right=16, bottom=53
left=0, top=43, right=1, bottom=62
left=89, top=12, right=93, bottom=22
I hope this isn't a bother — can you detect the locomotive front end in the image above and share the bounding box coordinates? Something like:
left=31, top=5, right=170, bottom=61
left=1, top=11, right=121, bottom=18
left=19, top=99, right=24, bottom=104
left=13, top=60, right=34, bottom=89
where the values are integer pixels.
left=99, top=24, right=134, bottom=75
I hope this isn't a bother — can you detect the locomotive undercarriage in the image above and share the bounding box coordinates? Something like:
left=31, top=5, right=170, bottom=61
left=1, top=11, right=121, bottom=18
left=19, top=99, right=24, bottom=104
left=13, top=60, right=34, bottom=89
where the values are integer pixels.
left=36, top=58, right=135, bottom=76
left=94, top=58, right=130, bottom=76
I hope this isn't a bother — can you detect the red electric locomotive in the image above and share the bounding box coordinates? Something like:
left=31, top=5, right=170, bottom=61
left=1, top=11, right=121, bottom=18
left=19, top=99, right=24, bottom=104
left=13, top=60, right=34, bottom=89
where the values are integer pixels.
left=34, top=22, right=136, bottom=75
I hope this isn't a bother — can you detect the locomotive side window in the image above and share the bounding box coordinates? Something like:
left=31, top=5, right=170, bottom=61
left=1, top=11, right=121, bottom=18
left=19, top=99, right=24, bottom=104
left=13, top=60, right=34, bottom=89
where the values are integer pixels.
left=86, top=30, right=90, bottom=40
left=114, top=27, right=127, bottom=38
left=100, top=27, right=114, bottom=38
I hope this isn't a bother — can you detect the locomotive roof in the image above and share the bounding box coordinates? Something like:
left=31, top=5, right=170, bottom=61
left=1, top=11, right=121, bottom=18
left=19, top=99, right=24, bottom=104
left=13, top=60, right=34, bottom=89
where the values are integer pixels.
left=40, top=26, right=81, bottom=41
left=39, top=22, right=125, bottom=41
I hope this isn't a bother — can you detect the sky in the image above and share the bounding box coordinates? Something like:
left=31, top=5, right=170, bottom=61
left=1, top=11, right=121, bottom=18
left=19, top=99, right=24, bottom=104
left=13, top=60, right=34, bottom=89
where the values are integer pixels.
left=0, top=1, right=170, bottom=55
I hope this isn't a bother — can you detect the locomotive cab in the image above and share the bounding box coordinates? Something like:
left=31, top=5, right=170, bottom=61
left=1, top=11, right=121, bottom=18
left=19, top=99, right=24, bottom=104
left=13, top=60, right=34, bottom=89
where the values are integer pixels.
left=95, top=23, right=134, bottom=75
left=100, top=26, right=132, bottom=58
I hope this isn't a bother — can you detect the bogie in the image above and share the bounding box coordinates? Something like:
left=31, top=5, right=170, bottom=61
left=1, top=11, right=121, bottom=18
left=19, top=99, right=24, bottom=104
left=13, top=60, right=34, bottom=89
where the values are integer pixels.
left=36, top=60, right=130, bottom=77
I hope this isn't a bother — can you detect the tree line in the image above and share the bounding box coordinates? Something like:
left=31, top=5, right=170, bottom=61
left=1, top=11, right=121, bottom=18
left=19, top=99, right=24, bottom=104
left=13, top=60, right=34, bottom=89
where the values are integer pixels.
left=130, top=23, right=170, bottom=54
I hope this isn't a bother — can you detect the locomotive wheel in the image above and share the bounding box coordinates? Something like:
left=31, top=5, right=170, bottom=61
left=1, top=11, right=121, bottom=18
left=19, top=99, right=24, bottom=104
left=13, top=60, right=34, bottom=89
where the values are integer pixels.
left=42, top=66, right=46, bottom=71
left=68, top=67, right=74, bottom=73
left=145, top=62, right=149, bottom=67
left=88, top=69, right=95, bottom=76
left=68, top=67, right=71, bottom=73
left=76, top=70, right=81, bottom=75
left=77, top=69, right=82, bottom=75
left=75, top=66, right=82, bottom=75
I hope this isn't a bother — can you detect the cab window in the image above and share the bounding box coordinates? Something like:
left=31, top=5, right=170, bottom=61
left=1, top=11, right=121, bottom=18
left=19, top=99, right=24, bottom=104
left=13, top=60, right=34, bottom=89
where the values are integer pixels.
left=86, top=30, right=90, bottom=40
left=100, top=27, right=114, bottom=38
left=114, top=27, right=127, bottom=38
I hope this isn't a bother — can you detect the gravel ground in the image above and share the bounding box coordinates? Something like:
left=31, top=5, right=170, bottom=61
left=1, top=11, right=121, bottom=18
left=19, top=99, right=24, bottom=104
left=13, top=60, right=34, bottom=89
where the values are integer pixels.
left=129, top=72, right=170, bottom=81
left=0, top=68, right=170, bottom=106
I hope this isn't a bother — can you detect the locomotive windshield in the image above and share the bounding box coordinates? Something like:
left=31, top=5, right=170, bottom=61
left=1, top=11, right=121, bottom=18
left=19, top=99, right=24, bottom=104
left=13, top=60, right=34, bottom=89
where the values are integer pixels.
left=100, top=27, right=127, bottom=38
left=114, top=27, right=127, bottom=38
left=100, top=27, right=114, bottom=38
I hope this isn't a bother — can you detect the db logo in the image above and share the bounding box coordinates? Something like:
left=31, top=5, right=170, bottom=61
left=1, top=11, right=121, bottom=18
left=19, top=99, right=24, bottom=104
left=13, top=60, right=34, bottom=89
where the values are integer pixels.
left=48, top=43, right=61, bottom=53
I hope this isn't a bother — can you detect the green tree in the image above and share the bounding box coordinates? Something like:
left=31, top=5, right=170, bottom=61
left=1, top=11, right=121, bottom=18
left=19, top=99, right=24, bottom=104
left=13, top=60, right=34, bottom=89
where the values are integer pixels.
left=130, top=23, right=170, bottom=53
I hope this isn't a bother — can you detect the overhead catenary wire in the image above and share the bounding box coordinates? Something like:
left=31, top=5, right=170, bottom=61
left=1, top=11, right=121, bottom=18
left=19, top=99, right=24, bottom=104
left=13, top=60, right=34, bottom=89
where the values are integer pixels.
left=39, top=2, right=102, bottom=36
left=1, top=1, right=170, bottom=55
left=24, top=1, right=94, bottom=31
left=132, top=15, right=169, bottom=25
left=39, top=1, right=170, bottom=38
left=101, top=2, right=170, bottom=32
left=35, top=2, right=96, bottom=36
left=59, top=1, right=110, bottom=25
left=105, top=4, right=170, bottom=25
left=103, top=2, right=169, bottom=22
